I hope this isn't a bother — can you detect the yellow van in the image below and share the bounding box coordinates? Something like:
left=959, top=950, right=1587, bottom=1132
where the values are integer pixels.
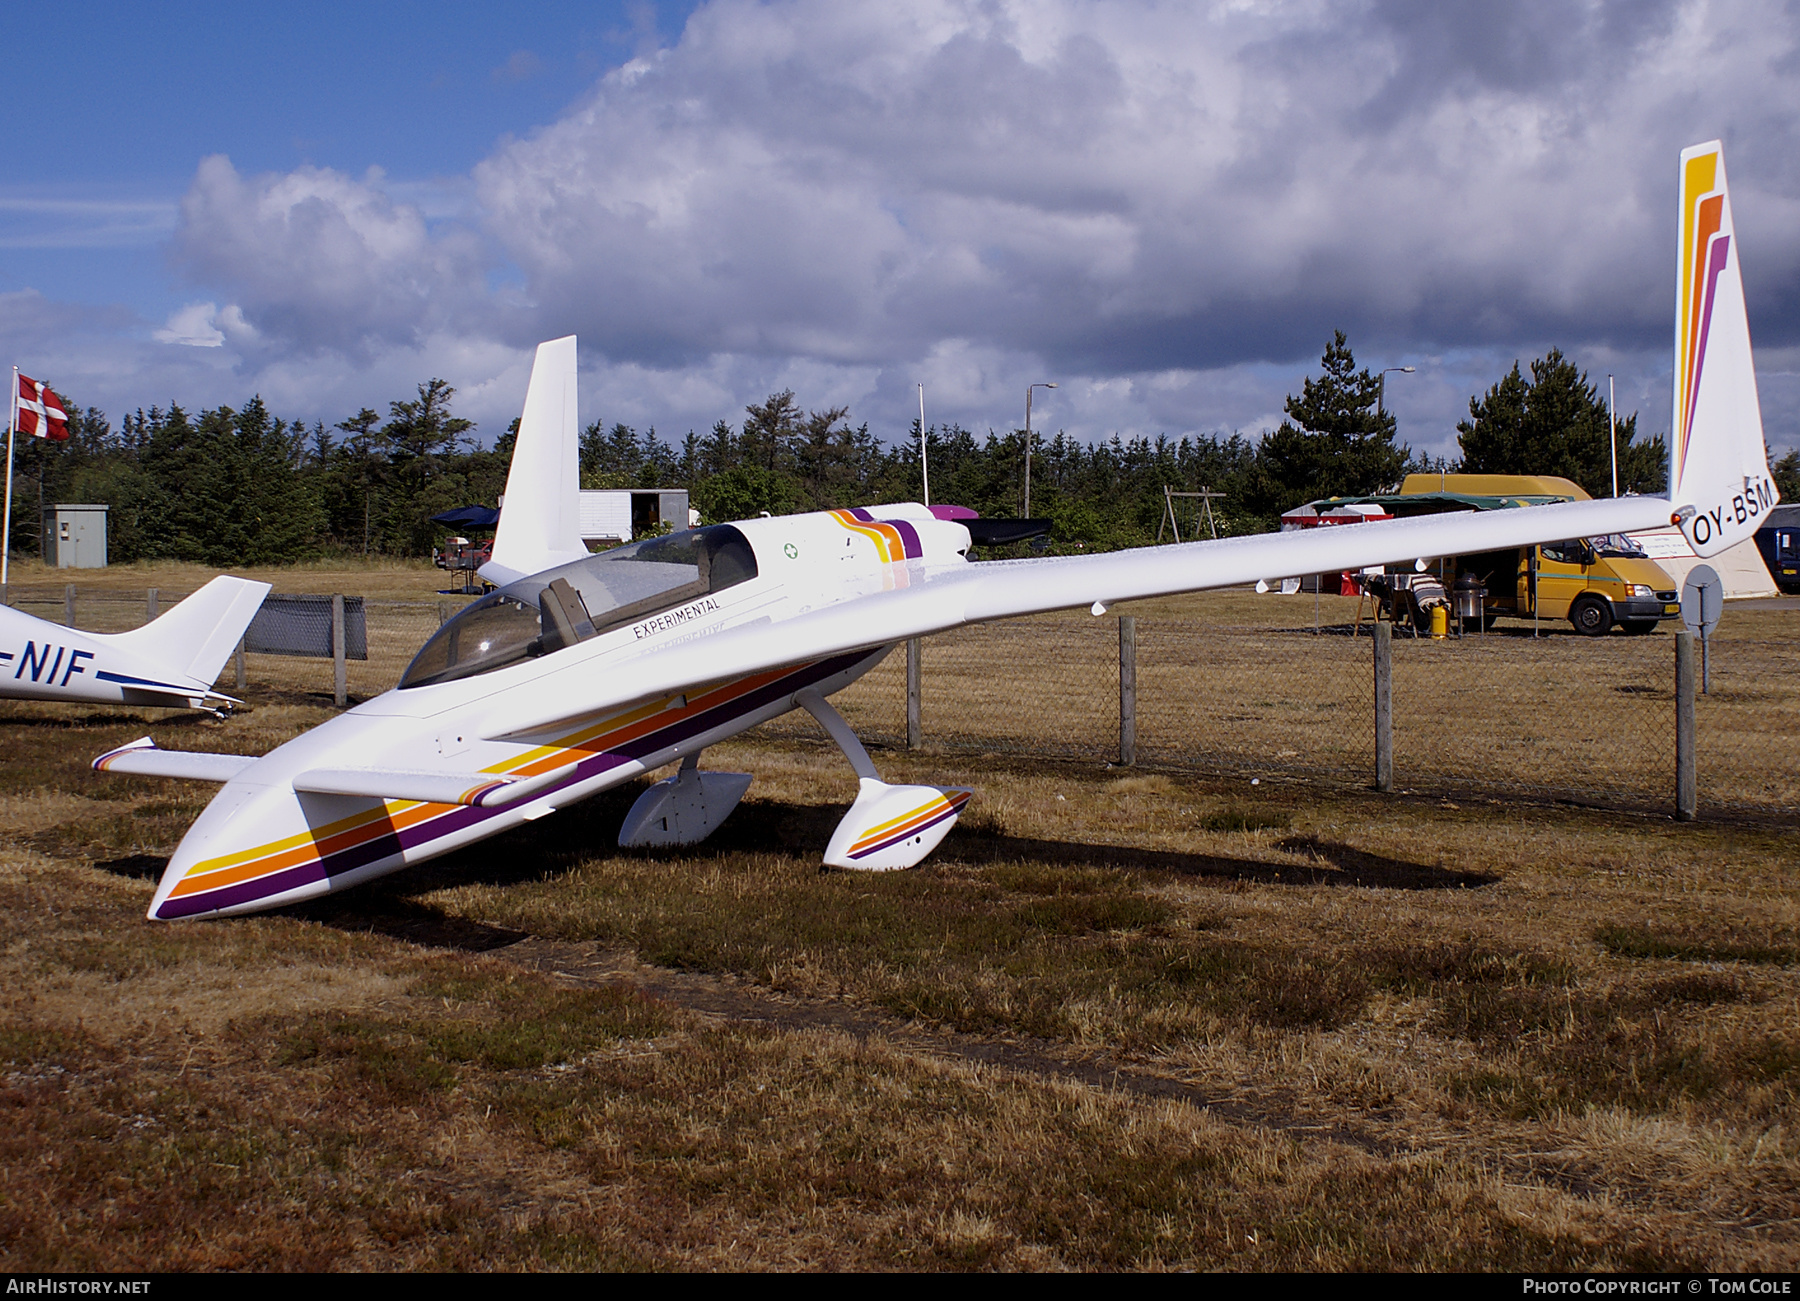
left=1454, top=534, right=1680, bottom=634
left=1396, top=475, right=1681, bottom=636
left=1291, top=475, right=1682, bottom=635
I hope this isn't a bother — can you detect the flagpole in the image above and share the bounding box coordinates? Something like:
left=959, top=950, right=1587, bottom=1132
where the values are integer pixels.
left=3, top=367, right=16, bottom=587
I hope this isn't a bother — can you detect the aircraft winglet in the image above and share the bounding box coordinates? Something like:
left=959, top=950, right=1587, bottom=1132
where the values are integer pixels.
left=483, top=336, right=590, bottom=586
left=1668, top=141, right=1779, bottom=556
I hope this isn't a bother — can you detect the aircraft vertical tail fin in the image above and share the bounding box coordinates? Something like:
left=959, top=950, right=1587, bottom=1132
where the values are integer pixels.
left=482, top=335, right=588, bottom=586
left=111, top=575, right=271, bottom=691
left=1669, top=141, right=1778, bottom=557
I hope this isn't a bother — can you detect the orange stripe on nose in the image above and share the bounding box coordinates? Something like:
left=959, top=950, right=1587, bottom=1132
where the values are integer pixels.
left=172, top=799, right=453, bottom=898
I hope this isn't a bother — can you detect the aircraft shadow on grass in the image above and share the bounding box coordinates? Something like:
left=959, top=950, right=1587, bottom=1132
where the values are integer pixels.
left=92, top=784, right=1494, bottom=953
left=343, top=790, right=1496, bottom=897
left=3, top=711, right=217, bottom=731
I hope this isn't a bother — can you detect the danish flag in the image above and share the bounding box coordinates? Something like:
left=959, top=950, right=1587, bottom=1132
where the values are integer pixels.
left=14, top=373, right=69, bottom=441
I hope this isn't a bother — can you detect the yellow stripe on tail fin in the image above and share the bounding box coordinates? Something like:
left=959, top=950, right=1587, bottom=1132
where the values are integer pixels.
left=1669, top=141, right=1778, bottom=557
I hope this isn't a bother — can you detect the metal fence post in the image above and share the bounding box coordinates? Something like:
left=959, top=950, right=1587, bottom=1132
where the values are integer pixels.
left=1676, top=630, right=1696, bottom=821
left=906, top=637, right=922, bottom=750
left=64, top=584, right=75, bottom=629
left=1374, top=619, right=1393, bottom=792
left=332, top=594, right=348, bottom=707
left=1119, top=615, right=1137, bottom=766
left=146, top=587, right=158, bottom=624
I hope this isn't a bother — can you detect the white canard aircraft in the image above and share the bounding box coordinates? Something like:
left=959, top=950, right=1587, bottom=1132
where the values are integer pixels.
left=2, top=576, right=269, bottom=712
left=102, top=141, right=1775, bottom=921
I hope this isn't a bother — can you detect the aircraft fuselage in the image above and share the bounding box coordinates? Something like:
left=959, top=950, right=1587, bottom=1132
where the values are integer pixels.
left=144, top=507, right=973, bottom=920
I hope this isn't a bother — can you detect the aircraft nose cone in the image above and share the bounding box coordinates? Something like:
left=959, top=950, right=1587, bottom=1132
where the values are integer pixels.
left=148, top=781, right=325, bottom=921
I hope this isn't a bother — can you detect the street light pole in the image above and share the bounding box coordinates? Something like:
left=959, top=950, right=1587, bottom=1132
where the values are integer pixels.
left=1608, top=373, right=1617, bottom=498
left=1376, top=365, right=1415, bottom=420
left=1023, top=382, right=1057, bottom=517
left=918, top=382, right=930, bottom=508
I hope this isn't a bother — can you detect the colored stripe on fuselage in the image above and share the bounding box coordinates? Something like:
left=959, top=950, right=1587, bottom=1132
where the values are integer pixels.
left=156, top=651, right=875, bottom=918
left=834, top=509, right=922, bottom=562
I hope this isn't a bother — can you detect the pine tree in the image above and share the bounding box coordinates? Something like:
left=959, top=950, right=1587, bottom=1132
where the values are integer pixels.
left=1457, top=350, right=1666, bottom=496
left=1244, top=332, right=1409, bottom=516
left=380, top=380, right=475, bottom=552
left=741, top=391, right=802, bottom=473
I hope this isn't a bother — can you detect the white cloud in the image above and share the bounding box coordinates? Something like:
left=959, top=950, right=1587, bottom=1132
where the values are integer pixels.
left=0, top=195, right=176, bottom=249
left=462, top=0, right=1800, bottom=443
left=19, top=0, right=1800, bottom=454
left=169, top=155, right=491, bottom=356
left=475, top=0, right=1800, bottom=370
left=492, top=50, right=543, bottom=84
left=154, top=301, right=225, bottom=347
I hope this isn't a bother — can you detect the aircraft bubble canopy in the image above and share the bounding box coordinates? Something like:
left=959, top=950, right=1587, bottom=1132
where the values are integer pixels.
left=400, top=525, right=758, bottom=689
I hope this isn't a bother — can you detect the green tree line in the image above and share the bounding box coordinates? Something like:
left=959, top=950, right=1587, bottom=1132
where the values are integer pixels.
left=6, top=336, right=1671, bottom=565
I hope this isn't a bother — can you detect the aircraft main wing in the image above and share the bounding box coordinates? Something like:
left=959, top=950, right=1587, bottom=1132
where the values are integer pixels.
left=491, top=494, right=1672, bottom=743
left=913, top=494, right=1674, bottom=626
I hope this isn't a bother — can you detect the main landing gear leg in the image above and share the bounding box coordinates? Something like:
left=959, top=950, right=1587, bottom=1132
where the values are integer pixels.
left=795, top=688, right=972, bottom=871
left=617, top=752, right=754, bottom=848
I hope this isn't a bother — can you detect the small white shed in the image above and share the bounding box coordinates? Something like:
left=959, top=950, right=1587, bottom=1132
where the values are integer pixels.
left=1628, top=526, right=1777, bottom=599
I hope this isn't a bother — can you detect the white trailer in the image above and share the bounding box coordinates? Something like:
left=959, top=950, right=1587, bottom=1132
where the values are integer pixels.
left=576, top=489, right=692, bottom=545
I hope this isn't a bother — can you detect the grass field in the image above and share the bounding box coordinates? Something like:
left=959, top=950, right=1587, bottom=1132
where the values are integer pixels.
left=0, top=561, right=1795, bottom=1269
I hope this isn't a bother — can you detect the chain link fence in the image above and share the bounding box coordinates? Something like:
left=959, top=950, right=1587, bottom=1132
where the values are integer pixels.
left=6, top=583, right=1794, bottom=820
left=771, top=607, right=1798, bottom=822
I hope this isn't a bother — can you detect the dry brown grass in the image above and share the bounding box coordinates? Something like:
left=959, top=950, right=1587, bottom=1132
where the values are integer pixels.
left=0, top=677, right=1796, bottom=1269
left=0, top=561, right=1794, bottom=1269
left=1, top=555, right=453, bottom=601
left=3, top=558, right=470, bottom=701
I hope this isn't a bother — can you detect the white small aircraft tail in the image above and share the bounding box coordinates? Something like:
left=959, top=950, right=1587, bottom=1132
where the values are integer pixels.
left=1669, top=141, right=1778, bottom=557
left=483, top=335, right=589, bottom=586
left=110, top=575, right=271, bottom=691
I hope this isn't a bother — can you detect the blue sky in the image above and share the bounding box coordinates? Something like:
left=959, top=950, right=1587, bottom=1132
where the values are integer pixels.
left=3, top=1, right=1798, bottom=461
left=4, top=2, right=691, bottom=309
